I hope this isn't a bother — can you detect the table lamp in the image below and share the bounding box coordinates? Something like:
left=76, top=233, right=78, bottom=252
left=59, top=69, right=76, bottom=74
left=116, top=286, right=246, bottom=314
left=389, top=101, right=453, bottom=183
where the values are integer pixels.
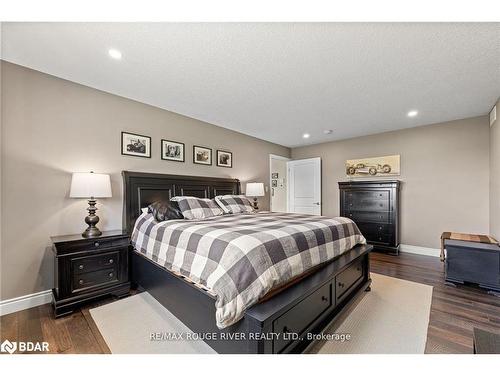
left=246, top=182, right=265, bottom=210
left=70, top=172, right=112, bottom=238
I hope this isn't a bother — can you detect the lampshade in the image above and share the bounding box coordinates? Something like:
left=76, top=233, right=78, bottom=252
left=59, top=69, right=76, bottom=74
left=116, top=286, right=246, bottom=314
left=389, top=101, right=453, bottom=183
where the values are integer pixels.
left=69, top=172, right=112, bottom=198
left=246, top=182, right=265, bottom=197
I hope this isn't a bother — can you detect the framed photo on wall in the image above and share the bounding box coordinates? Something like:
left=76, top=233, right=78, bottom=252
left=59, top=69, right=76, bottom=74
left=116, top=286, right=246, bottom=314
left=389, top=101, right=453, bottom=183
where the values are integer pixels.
left=216, top=150, right=233, bottom=168
left=161, top=139, right=185, bottom=162
left=193, top=145, right=212, bottom=165
left=121, top=131, right=151, bottom=158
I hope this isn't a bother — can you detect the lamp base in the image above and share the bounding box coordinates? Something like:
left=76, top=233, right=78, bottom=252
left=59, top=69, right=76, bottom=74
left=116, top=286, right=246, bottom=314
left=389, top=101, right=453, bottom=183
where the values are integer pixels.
left=82, top=226, right=102, bottom=238
left=82, top=198, right=102, bottom=238
left=252, top=197, right=259, bottom=211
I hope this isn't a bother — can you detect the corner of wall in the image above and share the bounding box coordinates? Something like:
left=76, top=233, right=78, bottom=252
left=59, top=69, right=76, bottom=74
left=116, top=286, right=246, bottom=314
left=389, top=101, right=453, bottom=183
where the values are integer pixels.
left=489, top=98, right=500, bottom=239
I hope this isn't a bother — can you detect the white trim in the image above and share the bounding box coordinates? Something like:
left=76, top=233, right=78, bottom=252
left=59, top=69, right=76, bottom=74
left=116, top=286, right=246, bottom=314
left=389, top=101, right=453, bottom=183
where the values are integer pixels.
left=400, top=244, right=440, bottom=258
left=0, top=290, right=52, bottom=316
left=269, top=154, right=291, bottom=212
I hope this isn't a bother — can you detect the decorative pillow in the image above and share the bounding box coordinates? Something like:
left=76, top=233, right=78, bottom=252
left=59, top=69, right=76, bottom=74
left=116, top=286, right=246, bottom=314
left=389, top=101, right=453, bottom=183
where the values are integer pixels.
left=215, top=195, right=255, bottom=214
left=148, top=200, right=184, bottom=222
left=171, top=196, right=223, bottom=220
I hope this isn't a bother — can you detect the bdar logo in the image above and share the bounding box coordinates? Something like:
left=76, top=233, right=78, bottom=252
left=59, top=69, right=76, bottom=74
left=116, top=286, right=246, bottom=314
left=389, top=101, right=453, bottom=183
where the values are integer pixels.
left=1, top=339, right=17, bottom=354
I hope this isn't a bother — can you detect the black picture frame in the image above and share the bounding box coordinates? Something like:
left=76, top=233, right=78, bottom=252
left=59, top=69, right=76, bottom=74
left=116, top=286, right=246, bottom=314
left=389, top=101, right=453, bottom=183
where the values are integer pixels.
left=121, top=131, right=151, bottom=158
left=216, top=150, right=233, bottom=168
left=161, top=139, right=185, bottom=162
left=193, top=145, right=212, bottom=165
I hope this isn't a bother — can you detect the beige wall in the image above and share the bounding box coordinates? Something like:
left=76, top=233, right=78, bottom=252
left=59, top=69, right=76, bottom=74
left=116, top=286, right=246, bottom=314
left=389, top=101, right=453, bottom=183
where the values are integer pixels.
left=292, top=116, right=490, bottom=249
left=0, top=59, right=495, bottom=302
left=0, top=62, right=290, bottom=300
left=490, top=98, right=500, bottom=239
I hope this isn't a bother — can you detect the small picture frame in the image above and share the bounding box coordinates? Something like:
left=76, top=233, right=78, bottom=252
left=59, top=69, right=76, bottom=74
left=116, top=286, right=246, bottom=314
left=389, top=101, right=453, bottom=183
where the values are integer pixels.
left=193, top=145, right=212, bottom=165
left=216, top=150, right=233, bottom=168
left=121, top=131, right=151, bottom=158
left=271, top=173, right=279, bottom=179
left=161, top=139, right=185, bottom=162
left=271, top=180, right=278, bottom=187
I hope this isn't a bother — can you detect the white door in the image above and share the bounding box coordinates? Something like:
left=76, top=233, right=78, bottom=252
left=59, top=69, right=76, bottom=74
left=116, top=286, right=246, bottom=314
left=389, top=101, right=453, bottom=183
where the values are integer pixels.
left=287, top=157, right=321, bottom=215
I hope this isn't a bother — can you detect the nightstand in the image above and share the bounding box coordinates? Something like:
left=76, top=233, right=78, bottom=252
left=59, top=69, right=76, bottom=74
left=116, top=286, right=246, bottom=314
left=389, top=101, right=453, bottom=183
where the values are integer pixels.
left=51, top=230, right=131, bottom=318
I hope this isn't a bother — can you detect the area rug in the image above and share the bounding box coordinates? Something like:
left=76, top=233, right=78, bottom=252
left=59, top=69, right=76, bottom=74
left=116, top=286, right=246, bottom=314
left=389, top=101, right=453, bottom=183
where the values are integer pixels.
left=89, top=273, right=432, bottom=354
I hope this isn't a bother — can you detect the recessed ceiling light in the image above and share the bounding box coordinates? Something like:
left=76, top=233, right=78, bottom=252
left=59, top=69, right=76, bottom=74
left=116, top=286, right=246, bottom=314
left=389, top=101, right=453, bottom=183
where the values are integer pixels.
left=108, top=49, right=122, bottom=60
left=323, top=129, right=333, bottom=135
left=302, top=133, right=310, bottom=139
left=407, top=110, right=418, bottom=117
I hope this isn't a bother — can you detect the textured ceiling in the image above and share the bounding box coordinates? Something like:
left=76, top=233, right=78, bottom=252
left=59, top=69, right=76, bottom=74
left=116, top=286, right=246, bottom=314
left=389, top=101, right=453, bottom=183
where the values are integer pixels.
left=2, top=22, right=499, bottom=147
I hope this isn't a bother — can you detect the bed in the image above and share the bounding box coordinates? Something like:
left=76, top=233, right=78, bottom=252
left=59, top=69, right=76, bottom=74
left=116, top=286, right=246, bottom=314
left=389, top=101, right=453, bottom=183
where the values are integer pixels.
left=123, top=171, right=373, bottom=354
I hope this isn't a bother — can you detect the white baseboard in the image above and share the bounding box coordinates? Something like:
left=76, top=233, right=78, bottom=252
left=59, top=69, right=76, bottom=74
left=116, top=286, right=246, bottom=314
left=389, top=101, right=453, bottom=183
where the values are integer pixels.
left=400, top=244, right=440, bottom=258
left=0, top=290, right=52, bottom=316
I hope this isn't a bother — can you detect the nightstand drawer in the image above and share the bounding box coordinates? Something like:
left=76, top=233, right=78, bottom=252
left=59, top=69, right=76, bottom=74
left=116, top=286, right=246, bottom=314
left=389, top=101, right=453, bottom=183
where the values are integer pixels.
left=72, top=267, right=118, bottom=292
left=62, top=237, right=129, bottom=254
left=71, top=251, right=120, bottom=275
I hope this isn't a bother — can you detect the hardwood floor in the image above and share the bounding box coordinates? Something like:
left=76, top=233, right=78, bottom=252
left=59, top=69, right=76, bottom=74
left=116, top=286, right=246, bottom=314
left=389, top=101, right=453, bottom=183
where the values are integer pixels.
left=371, top=252, right=500, bottom=353
left=1, top=251, right=499, bottom=354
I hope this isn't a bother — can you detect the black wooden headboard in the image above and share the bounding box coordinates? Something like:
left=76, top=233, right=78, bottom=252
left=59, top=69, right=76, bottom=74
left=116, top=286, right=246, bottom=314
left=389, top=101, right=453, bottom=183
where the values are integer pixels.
left=122, top=171, right=241, bottom=234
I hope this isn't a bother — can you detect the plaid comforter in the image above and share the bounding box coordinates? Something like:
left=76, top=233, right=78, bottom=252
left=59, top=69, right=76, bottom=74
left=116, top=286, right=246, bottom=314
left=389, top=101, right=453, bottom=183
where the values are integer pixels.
left=131, top=212, right=366, bottom=328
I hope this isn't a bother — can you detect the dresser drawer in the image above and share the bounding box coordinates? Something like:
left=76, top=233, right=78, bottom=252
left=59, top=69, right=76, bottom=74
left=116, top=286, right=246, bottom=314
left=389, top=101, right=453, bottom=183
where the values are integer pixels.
left=72, top=267, right=118, bottom=293
left=346, top=190, right=389, bottom=202
left=273, top=283, right=331, bottom=353
left=336, top=259, right=364, bottom=302
left=346, top=211, right=390, bottom=223
left=356, top=222, right=392, bottom=236
left=365, top=233, right=394, bottom=246
left=71, top=251, right=120, bottom=275
left=346, top=198, right=389, bottom=211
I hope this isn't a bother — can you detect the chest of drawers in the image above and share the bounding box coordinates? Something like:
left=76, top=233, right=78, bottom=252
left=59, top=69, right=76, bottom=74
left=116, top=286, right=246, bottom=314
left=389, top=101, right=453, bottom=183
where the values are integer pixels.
left=339, top=180, right=401, bottom=254
left=51, top=230, right=131, bottom=317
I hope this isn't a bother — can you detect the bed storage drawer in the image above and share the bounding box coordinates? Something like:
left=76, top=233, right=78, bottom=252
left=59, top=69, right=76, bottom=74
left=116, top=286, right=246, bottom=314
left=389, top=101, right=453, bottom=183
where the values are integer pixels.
left=272, top=282, right=331, bottom=353
left=336, top=259, right=364, bottom=302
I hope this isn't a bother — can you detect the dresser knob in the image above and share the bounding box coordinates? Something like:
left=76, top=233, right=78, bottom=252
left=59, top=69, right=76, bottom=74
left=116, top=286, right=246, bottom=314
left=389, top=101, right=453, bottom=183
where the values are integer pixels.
left=109, top=272, right=114, bottom=278
left=321, top=296, right=328, bottom=302
left=79, top=279, right=83, bottom=285
left=78, top=264, right=84, bottom=270
left=94, top=242, right=100, bottom=247
left=109, top=259, right=114, bottom=264
left=338, top=282, right=345, bottom=288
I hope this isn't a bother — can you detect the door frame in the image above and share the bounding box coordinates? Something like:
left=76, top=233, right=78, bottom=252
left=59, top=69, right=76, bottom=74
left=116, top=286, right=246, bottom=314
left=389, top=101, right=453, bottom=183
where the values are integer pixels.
left=269, top=154, right=291, bottom=212
left=287, top=157, right=322, bottom=215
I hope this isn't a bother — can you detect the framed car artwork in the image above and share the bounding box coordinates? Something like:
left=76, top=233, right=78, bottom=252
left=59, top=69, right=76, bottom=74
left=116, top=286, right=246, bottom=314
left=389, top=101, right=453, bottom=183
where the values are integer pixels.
left=216, top=150, right=232, bottom=168
left=161, top=139, right=185, bottom=162
left=121, top=131, right=151, bottom=158
left=193, top=145, right=212, bottom=165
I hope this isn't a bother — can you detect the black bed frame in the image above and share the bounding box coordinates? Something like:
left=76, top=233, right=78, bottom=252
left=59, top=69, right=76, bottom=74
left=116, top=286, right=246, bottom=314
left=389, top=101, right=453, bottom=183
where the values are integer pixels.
left=123, top=171, right=373, bottom=354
